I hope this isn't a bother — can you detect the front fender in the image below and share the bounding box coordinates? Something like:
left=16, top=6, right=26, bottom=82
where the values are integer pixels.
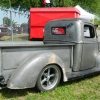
left=7, top=52, right=67, bottom=89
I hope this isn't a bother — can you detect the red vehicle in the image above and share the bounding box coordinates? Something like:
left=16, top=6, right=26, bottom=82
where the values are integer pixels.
left=30, top=7, right=80, bottom=40
left=0, top=26, right=11, bottom=37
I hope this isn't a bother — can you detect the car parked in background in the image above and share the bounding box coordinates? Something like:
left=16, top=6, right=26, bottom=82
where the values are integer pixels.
left=0, top=26, right=11, bottom=37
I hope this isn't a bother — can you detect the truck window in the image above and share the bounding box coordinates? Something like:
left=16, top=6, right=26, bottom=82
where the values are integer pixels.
left=84, top=25, right=95, bottom=38
left=52, top=27, right=66, bottom=35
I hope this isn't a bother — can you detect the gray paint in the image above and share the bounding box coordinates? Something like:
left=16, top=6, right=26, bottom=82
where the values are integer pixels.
left=2, top=45, right=71, bottom=86
left=80, top=43, right=98, bottom=70
left=73, top=44, right=83, bottom=71
left=96, top=52, right=100, bottom=67
left=7, top=52, right=68, bottom=89
left=0, top=18, right=100, bottom=90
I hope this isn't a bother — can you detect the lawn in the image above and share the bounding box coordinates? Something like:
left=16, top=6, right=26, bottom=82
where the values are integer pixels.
left=0, top=74, right=100, bottom=100
left=0, top=34, right=100, bottom=100
left=0, top=33, right=29, bottom=41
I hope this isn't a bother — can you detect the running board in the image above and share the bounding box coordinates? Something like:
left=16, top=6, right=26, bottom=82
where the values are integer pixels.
left=66, top=67, right=100, bottom=81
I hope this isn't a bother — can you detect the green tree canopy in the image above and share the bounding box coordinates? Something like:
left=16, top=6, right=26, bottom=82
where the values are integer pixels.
left=0, top=0, right=100, bottom=17
left=3, top=17, right=11, bottom=26
left=3, top=17, right=17, bottom=27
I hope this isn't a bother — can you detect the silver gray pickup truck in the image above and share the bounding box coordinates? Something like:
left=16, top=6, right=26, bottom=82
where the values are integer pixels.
left=0, top=18, right=100, bottom=92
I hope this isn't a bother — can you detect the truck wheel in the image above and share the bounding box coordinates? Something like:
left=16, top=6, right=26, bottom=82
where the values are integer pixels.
left=36, top=65, right=61, bottom=92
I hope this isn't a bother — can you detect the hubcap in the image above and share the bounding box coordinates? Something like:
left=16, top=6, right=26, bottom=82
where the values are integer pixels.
left=40, top=66, right=58, bottom=90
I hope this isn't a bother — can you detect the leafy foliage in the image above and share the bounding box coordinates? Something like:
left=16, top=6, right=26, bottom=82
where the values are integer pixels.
left=3, top=17, right=11, bottom=26
left=0, top=0, right=100, bottom=17
left=94, top=18, right=100, bottom=25
left=2, top=17, right=17, bottom=27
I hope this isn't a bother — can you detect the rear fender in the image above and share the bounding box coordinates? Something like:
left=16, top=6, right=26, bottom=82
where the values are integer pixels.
left=7, top=52, right=67, bottom=89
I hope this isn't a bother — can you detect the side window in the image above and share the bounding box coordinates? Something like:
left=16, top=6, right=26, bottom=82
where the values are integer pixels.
left=84, top=25, right=95, bottom=38
left=51, top=27, right=66, bottom=35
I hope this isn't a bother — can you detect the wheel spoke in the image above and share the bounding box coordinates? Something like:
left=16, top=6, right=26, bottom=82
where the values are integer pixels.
left=43, top=73, right=47, bottom=77
left=41, top=78, right=47, bottom=85
left=47, top=80, right=52, bottom=86
left=50, top=74, right=56, bottom=78
left=47, top=68, right=51, bottom=75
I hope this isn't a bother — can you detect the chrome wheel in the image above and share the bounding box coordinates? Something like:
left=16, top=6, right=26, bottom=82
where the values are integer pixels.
left=36, top=65, right=61, bottom=92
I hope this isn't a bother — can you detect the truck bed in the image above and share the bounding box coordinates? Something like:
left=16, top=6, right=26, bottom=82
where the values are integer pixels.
left=0, top=41, right=75, bottom=47
left=0, top=41, right=75, bottom=84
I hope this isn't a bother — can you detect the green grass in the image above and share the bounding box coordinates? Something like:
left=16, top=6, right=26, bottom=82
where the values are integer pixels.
left=0, top=33, right=29, bottom=41
left=0, top=34, right=100, bottom=100
left=0, top=74, right=100, bottom=100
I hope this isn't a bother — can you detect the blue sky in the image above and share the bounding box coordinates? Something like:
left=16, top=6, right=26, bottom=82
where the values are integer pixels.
left=0, top=9, right=28, bottom=25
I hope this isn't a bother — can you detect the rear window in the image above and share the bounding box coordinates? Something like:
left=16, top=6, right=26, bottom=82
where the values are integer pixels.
left=52, top=27, right=66, bottom=35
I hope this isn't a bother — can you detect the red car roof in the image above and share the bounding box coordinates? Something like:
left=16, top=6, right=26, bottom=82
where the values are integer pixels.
left=0, top=26, right=7, bottom=28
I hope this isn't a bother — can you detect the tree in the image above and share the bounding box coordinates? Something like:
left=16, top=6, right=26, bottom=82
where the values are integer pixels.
left=0, top=0, right=42, bottom=11
left=3, top=17, right=11, bottom=26
left=2, top=17, right=17, bottom=27
left=94, top=18, right=100, bottom=25
left=0, top=0, right=100, bottom=17
left=72, top=0, right=100, bottom=17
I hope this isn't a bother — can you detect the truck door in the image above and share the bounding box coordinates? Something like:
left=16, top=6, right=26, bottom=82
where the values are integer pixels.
left=80, top=24, right=98, bottom=70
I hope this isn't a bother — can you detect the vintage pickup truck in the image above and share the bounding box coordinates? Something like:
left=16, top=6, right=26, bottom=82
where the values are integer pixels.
left=0, top=18, right=100, bottom=92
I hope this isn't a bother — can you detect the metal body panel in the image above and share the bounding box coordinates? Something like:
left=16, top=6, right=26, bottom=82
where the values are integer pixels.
left=97, top=39, right=100, bottom=51
left=44, top=19, right=83, bottom=44
left=2, top=46, right=71, bottom=70
left=67, top=66, right=100, bottom=81
left=73, top=44, right=82, bottom=71
left=2, top=69, right=15, bottom=84
left=80, top=43, right=98, bottom=70
left=1, top=43, right=73, bottom=88
left=95, top=52, right=100, bottom=67
left=7, top=52, right=69, bottom=89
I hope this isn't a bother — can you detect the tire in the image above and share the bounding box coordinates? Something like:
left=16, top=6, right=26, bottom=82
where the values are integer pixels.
left=36, top=65, right=61, bottom=92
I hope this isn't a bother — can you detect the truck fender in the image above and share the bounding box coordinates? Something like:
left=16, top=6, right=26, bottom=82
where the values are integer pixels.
left=7, top=52, right=68, bottom=89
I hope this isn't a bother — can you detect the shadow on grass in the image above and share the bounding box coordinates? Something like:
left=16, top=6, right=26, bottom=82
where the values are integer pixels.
left=0, top=73, right=100, bottom=99
left=0, top=87, right=38, bottom=99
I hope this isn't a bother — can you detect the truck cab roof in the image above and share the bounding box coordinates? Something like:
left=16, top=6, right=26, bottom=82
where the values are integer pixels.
left=43, top=18, right=95, bottom=44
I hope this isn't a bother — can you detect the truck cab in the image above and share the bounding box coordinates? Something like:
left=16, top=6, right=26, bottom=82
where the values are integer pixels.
left=44, top=18, right=99, bottom=76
